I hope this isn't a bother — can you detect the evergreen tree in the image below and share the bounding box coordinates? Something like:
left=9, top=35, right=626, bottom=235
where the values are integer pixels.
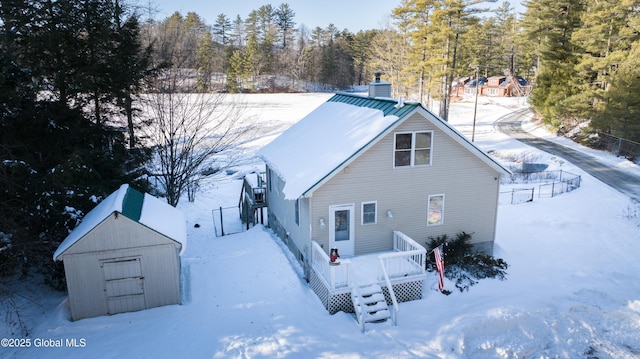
left=212, top=13, right=232, bottom=46
left=568, top=0, right=640, bottom=122
left=591, top=42, right=640, bottom=142
left=275, top=3, right=296, bottom=49
left=0, top=0, right=151, bottom=285
left=196, top=30, right=215, bottom=92
left=110, top=5, right=153, bottom=150
left=521, top=0, right=584, bottom=125
left=231, top=15, right=245, bottom=48
left=350, top=30, right=377, bottom=86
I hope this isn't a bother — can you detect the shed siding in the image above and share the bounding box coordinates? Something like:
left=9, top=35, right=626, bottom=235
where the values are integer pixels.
left=310, top=113, right=500, bottom=255
left=63, top=214, right=180, bottom=255
left=61, top=214, right=181, bottom=321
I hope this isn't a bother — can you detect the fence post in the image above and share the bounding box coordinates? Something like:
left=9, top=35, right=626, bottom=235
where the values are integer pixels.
left=220, top=206, right=224, bottom=236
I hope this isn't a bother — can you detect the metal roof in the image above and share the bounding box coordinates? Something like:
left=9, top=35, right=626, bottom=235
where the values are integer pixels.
left=328, top=92, right=419, bottom=119
left=121, top=186, right=144, bottom=222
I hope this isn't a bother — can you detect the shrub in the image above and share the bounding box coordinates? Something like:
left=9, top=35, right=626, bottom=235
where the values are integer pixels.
left=426, top=232, right=509, bottom=293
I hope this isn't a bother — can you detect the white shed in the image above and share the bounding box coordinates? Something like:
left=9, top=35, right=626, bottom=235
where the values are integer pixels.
left=53, top=184, right=186, bottom=321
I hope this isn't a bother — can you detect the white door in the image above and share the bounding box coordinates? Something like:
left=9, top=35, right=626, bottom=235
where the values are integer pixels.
left=329, top=204, right=355, bottom=257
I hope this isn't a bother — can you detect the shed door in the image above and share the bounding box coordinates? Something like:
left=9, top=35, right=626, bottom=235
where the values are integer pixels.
left=101, top=257, right=146, bottom=315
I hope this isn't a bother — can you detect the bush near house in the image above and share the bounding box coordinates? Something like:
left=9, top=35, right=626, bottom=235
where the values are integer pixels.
left=426, top=232, right=509, bottom=294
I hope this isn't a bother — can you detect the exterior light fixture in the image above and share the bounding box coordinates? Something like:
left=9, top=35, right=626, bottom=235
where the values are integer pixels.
left=387, top=210, right=393, bottom=219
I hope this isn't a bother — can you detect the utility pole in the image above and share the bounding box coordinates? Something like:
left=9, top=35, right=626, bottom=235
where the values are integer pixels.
left=472, top=65, right=480, bottom=142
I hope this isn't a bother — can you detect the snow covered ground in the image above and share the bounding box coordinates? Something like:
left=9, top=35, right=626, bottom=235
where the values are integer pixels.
left=3, top=94, right=640, bottom=358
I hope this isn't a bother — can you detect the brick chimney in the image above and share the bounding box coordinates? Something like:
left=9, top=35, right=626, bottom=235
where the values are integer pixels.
left=369, top=71, right=392, bottom=98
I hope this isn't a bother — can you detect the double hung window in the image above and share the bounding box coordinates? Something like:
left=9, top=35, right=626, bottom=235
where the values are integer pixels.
left=361, top=201, right=377, bottom=225
left=394, top=131, right=432, bottom=167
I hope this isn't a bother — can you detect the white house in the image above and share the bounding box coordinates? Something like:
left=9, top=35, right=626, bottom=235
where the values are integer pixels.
left=53, top=184, right=186, bottom=321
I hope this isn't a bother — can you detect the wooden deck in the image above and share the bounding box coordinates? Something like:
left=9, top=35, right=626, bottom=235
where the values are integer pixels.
left=309, top=231, right=427, bottom=315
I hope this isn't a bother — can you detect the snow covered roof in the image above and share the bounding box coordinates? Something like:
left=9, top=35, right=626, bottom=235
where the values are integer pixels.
left=53, top=184, right=187, bottom=260
left=257, top=92, right=510, bottom=200
left=258, top=94, right=409, bottom=199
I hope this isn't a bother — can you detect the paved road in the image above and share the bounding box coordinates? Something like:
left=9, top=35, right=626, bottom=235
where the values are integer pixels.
left=495, top=108, right=640, bottom=203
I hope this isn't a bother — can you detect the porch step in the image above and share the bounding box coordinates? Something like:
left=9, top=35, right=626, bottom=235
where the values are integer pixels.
left=359, top=284, right=383, bottom=297
left=351, top=284, right=392, bottom=332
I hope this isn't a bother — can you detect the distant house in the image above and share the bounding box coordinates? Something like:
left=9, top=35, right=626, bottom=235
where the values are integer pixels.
left=484, top=76, right=508, bottom=96
left=257, top=79, right=511, bottom=282
left=53, top=184, right=186, bottom=321
left=463, top=77, right=488, bottom=96
left=451, top=77, right=470, bottom=96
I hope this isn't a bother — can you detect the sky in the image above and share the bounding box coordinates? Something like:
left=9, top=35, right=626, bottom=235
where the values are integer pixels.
left=148, top=0, right=526, bottom=33
left=149, top=0, right=398, bottom=32
left=5, top=94, right=640, bottom=358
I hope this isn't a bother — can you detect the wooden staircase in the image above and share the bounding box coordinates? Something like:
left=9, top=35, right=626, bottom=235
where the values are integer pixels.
left=351, top=284, right=392, bottom=332
left=239, top=172, right=267, bottom=229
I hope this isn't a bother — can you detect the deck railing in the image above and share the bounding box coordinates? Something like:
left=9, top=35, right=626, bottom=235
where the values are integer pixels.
left=378, top=258, right=399, bottom=327
left=378, top=231, right=426, bottom=281
left=311, top=241, right=351, bottom=290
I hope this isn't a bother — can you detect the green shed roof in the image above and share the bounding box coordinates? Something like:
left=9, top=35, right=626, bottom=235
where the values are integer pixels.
left=121, top=186, right=144, bottom=222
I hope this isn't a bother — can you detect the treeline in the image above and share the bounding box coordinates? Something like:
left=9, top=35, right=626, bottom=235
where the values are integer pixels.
left=143, top=4, right=378, bottom=93
left=147, top=0, right=640, bottom=141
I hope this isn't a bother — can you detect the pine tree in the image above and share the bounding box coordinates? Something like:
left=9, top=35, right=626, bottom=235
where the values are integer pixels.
left=521, top=0, right=585, bottom=125
left=275, top=3, right=296, bottom=49
left=212, top=13, right=232, bottom=46
left=196, top=30, right=215, bottom=92
left=592, top=42, right=640, bottom=142
left=0, top=0, right=151, bottom=285
left=568, top=0, right=640, bottom=123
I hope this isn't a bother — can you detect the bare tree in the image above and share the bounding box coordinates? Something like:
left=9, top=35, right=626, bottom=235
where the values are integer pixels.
left=142, top=72, right=255, bottom=206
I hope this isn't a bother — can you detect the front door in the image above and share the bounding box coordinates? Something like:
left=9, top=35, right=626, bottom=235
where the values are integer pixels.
left=329, top=204, right=355, bottom=257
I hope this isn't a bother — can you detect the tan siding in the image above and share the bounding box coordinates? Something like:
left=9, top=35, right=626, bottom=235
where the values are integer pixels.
left=311, top=112, right=501, bottom=256
left=266, top=166, right=310, bottom=257
left=138, top=245, right=181, bottom=308
left=60, top=214, right=182, bottom=321
left=64, top=214, right=181, bottom=255
left=64, top=254, right=108, bottom=320
left=63, top=244, right=181, bottom=321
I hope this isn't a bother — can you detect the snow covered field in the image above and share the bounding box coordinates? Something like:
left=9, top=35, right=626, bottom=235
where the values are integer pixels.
left=3, top=94, right=640, bottom=358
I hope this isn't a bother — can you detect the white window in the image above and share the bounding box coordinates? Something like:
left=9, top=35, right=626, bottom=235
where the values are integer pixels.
left=427, top=194, right=444, bottom=226
left=394, top=131, right=432, bottom=167
left=361, top=201, right=377, bottom=225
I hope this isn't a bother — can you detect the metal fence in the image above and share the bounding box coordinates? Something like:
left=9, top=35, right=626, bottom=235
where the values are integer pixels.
left=212, top=206, right=244, bottom=237
left=499, top=188, right=535, bottom=205
left=499, top=170, right=581, bottom=205
left=594, top=131, right=640, bottom=162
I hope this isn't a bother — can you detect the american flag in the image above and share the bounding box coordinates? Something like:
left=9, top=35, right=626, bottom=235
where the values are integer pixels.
left=433, top=245, right=445, bottom=292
